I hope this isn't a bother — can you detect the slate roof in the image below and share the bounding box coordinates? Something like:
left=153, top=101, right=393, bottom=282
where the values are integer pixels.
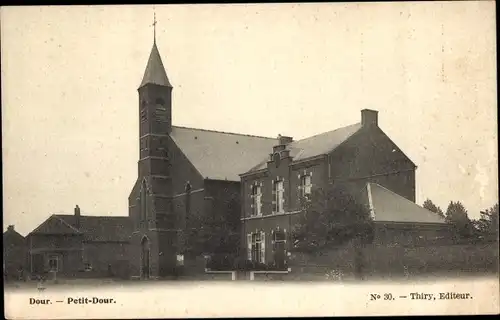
left=139, top=42, right=172, bottom=88
left=364, top=183, right=446, bottom=224
left=30, top=214, right=132, bottom=242
left=170, top=126, right=277, bottom=181
left=249, top=123, right=363, bottom=172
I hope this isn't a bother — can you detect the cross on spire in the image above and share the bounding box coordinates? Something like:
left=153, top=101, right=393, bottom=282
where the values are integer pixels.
left=152, top=10, right=157, bottom=44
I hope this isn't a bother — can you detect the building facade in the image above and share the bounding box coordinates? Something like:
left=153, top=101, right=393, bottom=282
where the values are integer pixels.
left=240, top=110, right=448, bottom=269
left=20, top=34, right=450, bottom=280
left=26, top=206, right=132, bottom=279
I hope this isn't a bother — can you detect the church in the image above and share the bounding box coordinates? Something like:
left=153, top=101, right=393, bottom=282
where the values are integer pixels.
left=23, top=29, right=449, bottom=280
left=128, top=35, right=448, bottom=278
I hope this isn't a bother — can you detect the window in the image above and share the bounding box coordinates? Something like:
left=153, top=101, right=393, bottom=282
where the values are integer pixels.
left=155, top=107, right=167, bottom=122
left=48, top=256, right=59, bottom=272
left=273, top=153, right=281, bottom=167
left=247, top=231, right=266, bottom=263
left=250, top=185, right=262, bottom=216
left=299, top=174, right=312, bottom=199
left=155, top=98, right=167, bottom=123
left=140, top=180, right=148, bottom=221
left=273, top=180, right=284, bottom=213
left=176, top=254, right=184, bottom=266
left=84, top=263, right=92, bottom=272
left=272, top=229, right=287, bottom=269
left=273, top=230, right=286, bottom=243
left=140, top=107, right=147, bottom=123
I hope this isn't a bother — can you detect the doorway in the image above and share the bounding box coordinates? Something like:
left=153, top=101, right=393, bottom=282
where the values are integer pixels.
left=273, top=230, right=286, bottom=270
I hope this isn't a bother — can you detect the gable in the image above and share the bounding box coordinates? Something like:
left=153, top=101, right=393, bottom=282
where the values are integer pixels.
left=336, top=126, right=415, bottom=166
left=170, top=126, right=276, bottom=181
left=30, top=215, right=81, bottom=235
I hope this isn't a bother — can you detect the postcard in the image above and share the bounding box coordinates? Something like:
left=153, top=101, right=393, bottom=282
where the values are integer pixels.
left=2, top=2, right=498, bottom=318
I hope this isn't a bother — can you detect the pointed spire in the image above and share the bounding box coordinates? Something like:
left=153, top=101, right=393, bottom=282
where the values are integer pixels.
left=139, top=14, right=172, bottom=89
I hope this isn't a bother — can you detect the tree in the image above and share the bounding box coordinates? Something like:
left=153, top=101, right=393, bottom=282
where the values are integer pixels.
left=423, top=199, right=445, bottom=218
left=474, top=204, right=499, bottom=241
left=291, top=183, right=373, bottom=279
left=445, top=201, right=474, bottom=240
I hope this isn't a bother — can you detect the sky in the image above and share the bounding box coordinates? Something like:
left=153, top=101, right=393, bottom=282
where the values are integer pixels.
left=1, top=3, right=497, bottom=236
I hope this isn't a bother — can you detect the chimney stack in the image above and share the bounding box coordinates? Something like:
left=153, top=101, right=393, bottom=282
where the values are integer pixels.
left=278, top=134, right=293, bottom=145
left=361, top=109, right=378, bottom=127
left=7, top=225, right=14, bottom=232
left=74, top=205, right=81, bottom=229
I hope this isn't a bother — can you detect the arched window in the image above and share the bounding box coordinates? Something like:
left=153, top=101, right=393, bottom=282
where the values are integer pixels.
left=273, top=152, right=281, bottom=167
left=155, top=98, right=167, bottom=123
left=140, top=180, right=148, bottom=221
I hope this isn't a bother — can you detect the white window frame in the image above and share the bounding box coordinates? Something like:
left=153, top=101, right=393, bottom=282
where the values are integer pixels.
left=273, top=180, right=284, bottom=214
left=299, top=174, right=312, bottom=199
left=250, top=184, right=262, bottom=217
left=247, top=231, right=266, bottom=264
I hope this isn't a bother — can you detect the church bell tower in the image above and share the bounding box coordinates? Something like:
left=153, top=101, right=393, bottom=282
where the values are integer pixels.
left=130, top=14, right=177, bottom=278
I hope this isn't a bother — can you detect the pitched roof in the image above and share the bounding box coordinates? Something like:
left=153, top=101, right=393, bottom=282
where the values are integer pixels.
left=365, top=183, right=446, bottom=224
left=30, top=214, right=132, bottom=242
left=170, top=126, right=277, bottom=181
left=249, top=123, right=363, bottom=172
left=3, top=228, right=26, bottom=246
left=30, top=215, right=81, bottom=235
left=139, top=42, right=172, bottom=88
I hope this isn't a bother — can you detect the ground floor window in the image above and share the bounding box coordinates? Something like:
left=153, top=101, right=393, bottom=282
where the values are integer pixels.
left=176, top=254, right=184, bottom=266
left=247, top=231, right=266, bottom=264
left=84, top=262, right=92, bottom=272
left=48, top=255, right=60, bottom=272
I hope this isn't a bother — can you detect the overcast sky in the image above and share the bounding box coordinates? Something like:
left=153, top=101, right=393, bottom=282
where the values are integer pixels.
left=2, top=3, right=497, bottom=235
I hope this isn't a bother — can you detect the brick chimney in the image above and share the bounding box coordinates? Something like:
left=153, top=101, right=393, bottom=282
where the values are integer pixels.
left=361, top=109, right=378, bottom=127
left=278, top=134, right=293, bottom=145
left=74, top=205, right=81, bottom=229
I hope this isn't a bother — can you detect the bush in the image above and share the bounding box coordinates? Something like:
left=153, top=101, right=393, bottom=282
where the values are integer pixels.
left=206, top=255, right=288, bottom=271
left=205, top=254, right=236, bottom=271
left=233, top=258, right=287, bottom=271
